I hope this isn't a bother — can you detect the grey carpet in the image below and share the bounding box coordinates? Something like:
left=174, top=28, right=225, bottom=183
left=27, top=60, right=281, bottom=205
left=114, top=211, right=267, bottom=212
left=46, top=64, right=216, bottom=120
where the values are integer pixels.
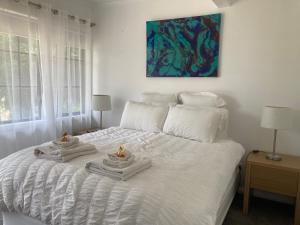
left=223, top=194, right=294, bottom=225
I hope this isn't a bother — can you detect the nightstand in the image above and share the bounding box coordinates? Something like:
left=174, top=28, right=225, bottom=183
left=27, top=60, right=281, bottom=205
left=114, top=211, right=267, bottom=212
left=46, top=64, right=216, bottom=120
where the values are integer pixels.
left=243, top=151, right=300, bottom=225
left=74, top=128, right=99, bottom=136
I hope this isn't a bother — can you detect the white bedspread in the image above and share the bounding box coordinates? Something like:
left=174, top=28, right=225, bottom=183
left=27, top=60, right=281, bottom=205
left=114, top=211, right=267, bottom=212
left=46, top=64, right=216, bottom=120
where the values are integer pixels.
left=0, top=127, right=245, bottom=225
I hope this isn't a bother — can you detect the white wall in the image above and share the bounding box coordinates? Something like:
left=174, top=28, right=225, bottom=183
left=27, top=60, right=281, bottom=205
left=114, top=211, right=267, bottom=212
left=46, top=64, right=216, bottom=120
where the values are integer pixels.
left=92, top=0, right=300, bottom=156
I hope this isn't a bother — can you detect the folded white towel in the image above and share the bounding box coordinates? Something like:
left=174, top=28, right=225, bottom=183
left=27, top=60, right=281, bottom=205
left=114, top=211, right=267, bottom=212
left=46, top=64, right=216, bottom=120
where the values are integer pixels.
left=34, top=143, right=97, bottom=162
left=53, top=135, right=79, bottom=148
left=103, top=155, right=135, bottom=169
left=37, top=149, right=97, bottom=162
left=46, top=143, right=96, bottom=157
left=86, top=157, right=152, bottom=181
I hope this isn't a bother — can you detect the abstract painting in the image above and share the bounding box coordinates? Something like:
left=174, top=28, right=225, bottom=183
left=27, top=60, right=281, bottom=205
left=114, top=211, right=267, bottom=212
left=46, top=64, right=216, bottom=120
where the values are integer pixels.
left=146, top=14, right=221, bottom=77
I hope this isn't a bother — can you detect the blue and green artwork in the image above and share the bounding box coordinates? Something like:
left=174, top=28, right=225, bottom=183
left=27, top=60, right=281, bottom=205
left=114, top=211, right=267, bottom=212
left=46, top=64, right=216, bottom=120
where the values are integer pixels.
left=146, top=14, right=221, bottom=77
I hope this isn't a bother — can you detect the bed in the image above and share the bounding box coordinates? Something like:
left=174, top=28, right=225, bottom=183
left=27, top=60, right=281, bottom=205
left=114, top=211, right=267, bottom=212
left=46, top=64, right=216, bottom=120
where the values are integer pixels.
left=0, top=126, right=244, bottom=225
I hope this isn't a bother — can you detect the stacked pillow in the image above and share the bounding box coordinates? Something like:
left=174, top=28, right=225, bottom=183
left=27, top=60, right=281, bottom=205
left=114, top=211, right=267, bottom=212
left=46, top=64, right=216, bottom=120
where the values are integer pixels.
left=166, top=105, right=228, bottom=142
left=120, top=92, right=228, bottom=143
left=163, top=106, right=221, bottom=143
left=179, top=91, right=226, bottom=107
left=120, top=101, right=169, bottom=133
left=141, top=92, right=177, bottom=106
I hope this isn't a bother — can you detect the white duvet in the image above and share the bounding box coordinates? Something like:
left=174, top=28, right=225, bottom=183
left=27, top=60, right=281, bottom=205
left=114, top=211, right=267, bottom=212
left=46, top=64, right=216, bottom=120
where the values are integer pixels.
left=0, top=127, right=245, bottom=225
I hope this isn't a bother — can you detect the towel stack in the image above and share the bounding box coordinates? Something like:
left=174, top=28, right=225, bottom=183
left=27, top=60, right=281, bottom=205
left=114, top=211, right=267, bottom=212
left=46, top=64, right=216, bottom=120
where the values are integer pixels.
left=34, top=135, right=97, bottom=162
left=86, top=146, right=151, bottom=181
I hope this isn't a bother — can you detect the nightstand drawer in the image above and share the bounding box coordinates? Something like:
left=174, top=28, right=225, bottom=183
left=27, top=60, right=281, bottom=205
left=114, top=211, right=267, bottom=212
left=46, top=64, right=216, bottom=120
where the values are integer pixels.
left=250, top=165, right=299, bottom=197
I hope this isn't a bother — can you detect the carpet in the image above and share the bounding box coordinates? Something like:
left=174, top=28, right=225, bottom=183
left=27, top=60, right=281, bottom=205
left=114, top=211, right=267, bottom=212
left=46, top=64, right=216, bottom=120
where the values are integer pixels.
left=223, top=194, right=294, bottom=225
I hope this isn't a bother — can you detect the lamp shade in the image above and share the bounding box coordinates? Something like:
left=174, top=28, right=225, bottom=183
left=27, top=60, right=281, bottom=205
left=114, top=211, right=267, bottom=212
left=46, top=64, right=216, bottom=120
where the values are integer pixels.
left=260, top=106, right=292, bottom=130
left=92, top=95, right=111, bottom=111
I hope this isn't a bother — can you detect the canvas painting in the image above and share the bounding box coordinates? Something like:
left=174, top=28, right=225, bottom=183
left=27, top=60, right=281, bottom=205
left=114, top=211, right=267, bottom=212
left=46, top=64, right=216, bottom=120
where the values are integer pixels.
left=146, top=14, right=221, bottom=77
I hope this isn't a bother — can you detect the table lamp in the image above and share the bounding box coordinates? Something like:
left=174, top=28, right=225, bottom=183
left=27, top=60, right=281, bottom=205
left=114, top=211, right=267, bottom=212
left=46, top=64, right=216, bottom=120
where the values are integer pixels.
left=92, top=95, right=111, bottom=129
left=260, top=106, right=292, bottom=161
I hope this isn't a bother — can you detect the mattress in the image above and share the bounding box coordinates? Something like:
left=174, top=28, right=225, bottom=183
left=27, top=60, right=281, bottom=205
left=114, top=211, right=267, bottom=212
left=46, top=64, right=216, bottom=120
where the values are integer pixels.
left=0, top=127, right=245, bottom=225
left=215, top=167, right=240, bottom=225
left=2, top=168, right=240, bottom=225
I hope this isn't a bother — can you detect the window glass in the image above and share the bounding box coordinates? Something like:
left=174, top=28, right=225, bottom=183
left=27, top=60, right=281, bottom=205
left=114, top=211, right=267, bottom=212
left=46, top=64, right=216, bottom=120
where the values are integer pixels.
left=60, top=46, right=85, bottom=116
left=0, top=34, right=41, bottom=124
left=0, top=34, right=86, bottom=124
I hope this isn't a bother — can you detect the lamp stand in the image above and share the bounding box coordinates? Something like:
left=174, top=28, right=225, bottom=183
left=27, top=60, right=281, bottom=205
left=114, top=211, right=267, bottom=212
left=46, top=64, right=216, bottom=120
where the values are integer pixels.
left=100, top=110, right=103, bottom=130
left=266, top=129, right=282, bottom=161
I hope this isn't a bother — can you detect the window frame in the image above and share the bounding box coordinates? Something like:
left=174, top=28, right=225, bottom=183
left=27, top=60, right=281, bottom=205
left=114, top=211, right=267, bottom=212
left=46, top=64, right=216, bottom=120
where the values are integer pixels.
left=0, top=35, right=42, bottom=124
left=0, top=34, right=87, bottom=125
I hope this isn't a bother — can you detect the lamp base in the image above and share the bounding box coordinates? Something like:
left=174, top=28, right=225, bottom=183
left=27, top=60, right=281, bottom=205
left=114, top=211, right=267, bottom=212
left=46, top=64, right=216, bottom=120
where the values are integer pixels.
left=266, top=153, right=282, bottom=161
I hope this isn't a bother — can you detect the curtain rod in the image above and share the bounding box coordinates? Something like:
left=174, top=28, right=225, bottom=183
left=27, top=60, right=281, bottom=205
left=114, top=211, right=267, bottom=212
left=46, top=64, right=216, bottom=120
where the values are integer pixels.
left=24, top=0, right=96, bottom=27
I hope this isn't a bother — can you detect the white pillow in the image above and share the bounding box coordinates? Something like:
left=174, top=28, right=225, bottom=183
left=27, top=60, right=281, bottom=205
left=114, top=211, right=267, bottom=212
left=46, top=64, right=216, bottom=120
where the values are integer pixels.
left=163, top=106, right=221, bottom=143
left=176, top=105, right=229, bottom=139
left=179, top=92, right=226, bottom=107
left=215, top=108, right=229, bottom=139
left=120, top=101, right=169, bottom=132
left=142, top=92, right=178, bottom=105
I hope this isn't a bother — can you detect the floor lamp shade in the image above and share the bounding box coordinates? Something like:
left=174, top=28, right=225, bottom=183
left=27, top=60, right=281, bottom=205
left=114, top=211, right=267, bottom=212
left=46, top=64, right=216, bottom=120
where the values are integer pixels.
left=92, top=95, right=111, bottom=111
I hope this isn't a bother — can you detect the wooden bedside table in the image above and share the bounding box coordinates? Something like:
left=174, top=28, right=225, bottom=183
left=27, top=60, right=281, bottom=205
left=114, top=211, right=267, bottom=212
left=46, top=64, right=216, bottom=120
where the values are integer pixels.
left=243, top=151, right=300, bottom=225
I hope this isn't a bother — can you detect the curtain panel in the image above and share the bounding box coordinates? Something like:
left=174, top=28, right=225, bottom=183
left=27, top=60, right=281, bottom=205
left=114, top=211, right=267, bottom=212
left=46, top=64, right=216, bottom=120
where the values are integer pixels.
left=0, top=0, right=92, bottom=158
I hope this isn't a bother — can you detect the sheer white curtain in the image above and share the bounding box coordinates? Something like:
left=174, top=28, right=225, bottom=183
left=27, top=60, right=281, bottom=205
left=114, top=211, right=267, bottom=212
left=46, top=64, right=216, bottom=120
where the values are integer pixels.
left=0, top=0, right=92, bottom=158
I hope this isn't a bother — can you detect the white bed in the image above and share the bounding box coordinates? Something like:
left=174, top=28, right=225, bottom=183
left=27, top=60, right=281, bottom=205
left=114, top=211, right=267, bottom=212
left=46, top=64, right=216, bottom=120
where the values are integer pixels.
left=2, top=167, right=240, bottom=225
left=2, top=167, right=239, bottom=225
left=0, top=127, right=245, bottom=225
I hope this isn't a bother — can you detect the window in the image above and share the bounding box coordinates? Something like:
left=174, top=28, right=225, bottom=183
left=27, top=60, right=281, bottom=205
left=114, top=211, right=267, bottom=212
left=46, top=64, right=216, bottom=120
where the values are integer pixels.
left=0, top=34, right=86, bottom=124
left=60, top=46, right=85, bottom=117
left=0, top=34, right=42, bottom=124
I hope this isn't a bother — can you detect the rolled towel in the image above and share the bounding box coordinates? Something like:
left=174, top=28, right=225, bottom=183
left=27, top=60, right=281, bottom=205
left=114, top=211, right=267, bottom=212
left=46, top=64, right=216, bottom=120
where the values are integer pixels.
left=86, top=157, right=152, bottom=181
left=53, top=135, right=79, bottom=148
left=34, top=143, right=97, bottom=162
left=103, top=155, right=135, bottom=169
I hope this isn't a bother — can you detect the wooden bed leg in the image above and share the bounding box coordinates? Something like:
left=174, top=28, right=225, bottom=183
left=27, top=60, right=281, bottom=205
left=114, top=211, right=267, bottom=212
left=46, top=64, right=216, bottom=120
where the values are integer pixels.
left=243, top=163, right=251, bottom=215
